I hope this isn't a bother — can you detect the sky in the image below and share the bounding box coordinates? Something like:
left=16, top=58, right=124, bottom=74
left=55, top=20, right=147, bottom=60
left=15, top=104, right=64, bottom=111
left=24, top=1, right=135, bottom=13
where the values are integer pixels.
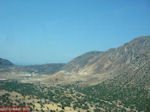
left=0, top=0, right=150, bottom=65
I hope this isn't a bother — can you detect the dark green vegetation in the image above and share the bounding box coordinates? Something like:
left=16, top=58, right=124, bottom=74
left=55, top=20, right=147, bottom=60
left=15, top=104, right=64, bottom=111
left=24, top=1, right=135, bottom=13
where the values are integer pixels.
left=0, top=78, right=150, bottom=112
left=0, top=80, right=75, bottom=111
left=68, top=78, right=150, bottom=111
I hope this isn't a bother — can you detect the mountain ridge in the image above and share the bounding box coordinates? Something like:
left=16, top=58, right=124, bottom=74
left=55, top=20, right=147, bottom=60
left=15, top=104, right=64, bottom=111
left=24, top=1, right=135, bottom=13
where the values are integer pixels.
left=62, top=36, right=150, bottom=74
left=44, top=36, right=150, bottom=85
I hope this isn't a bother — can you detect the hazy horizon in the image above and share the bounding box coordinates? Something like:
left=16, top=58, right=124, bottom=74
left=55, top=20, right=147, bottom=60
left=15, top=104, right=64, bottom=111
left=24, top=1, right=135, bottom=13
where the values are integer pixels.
left=0, top=0, right=150, bottom=65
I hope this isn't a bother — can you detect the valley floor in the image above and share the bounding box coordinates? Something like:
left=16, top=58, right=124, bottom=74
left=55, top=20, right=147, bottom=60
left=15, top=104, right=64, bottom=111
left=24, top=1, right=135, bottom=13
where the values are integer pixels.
left=0, top=80, right=150, bottom=112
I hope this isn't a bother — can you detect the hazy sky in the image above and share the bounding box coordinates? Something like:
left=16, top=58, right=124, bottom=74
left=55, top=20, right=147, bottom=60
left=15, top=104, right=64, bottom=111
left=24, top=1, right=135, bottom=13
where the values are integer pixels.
left=0, top=0, right=150, bottom=65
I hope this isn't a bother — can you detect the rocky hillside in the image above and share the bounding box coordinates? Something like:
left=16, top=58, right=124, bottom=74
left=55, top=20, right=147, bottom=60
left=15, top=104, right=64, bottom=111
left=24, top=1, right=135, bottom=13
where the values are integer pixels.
left=44, top=36, right=150, bottom=85
left=62, top=36, right=150, bottom=74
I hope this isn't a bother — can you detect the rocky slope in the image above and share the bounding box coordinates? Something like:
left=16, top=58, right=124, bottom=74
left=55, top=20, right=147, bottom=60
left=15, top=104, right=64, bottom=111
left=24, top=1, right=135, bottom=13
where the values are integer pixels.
left=44, top=36, right=150, bottom=85
left=62, top=36, right=150, bottom=74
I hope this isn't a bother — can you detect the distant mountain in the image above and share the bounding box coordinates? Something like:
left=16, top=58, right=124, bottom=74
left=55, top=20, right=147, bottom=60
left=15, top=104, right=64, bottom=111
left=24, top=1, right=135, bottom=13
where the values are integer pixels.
left=0, top=58, right=14, bottom=66
left=0, top=58, right=65, bottom=80
left=17, top=63, right=65, bottom=75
